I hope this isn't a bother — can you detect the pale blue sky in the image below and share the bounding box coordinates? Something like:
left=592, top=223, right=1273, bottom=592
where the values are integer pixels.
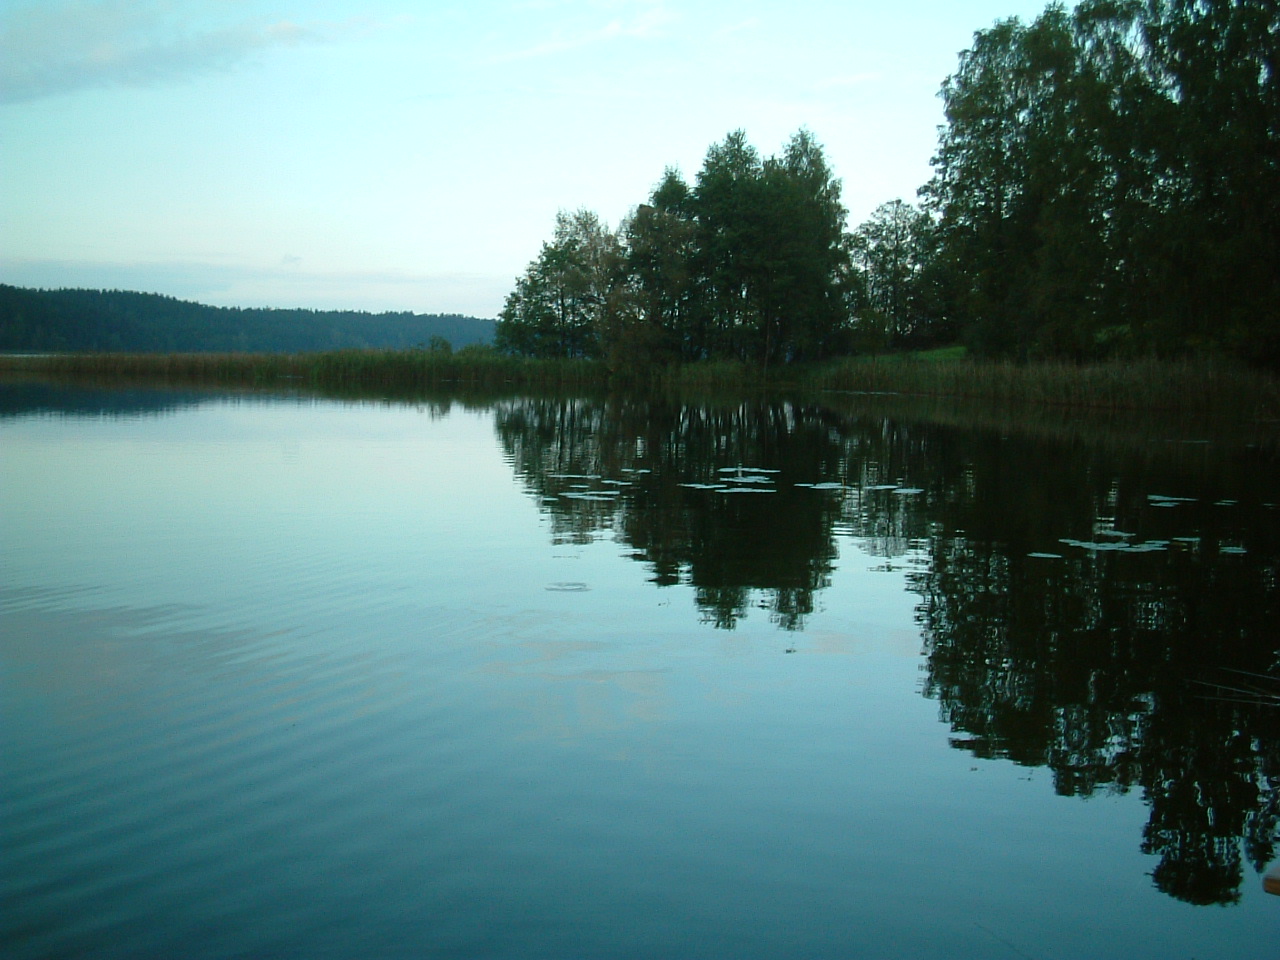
left=2, top=0, right=1055, bottom=318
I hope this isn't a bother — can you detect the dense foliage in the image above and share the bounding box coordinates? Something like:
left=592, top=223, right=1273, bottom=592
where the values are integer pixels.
left=0, top=285, right=495, bottom=354
left=497, top=130, right=856, bottom=370
left=925, top=0, right=1279, bottom=362
left=498, top=0, right=1279, bottom=368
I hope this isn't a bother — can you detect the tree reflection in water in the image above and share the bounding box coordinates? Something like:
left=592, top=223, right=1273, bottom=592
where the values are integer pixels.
left=494, top=394, right=1280, bottom=905
left=912, top=440, right=1280, bottom=906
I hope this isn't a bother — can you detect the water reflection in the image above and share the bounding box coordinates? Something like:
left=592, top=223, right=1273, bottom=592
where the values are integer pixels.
left=0, top=377, right=478, bottom=422
left=497, top=398, right=858, bottom=630
left=0, top=378, right=218, bottom=419
left=911, top=454, right=1280, bottom=906
left=496, top=395, right=1280, bottom=904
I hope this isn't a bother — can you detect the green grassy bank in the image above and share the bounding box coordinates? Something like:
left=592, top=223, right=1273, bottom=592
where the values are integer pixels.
left=3, top=347, right=1278, bottom=418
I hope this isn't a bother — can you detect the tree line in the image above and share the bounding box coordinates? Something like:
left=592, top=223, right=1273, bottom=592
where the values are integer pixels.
left=497, top=129, right=855, bottom=371
left=497, top=0, right=1279, bottom=368
left=0, top=285, right=495, bottom=354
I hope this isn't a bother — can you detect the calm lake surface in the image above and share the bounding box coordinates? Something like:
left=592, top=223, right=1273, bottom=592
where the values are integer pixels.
left=2, top=381, right=1278, bottom=959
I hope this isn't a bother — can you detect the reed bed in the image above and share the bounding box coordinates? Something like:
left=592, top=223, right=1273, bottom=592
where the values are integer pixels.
left=807, top=355, right=1280, bottom=419
left=0, top=348, right=600, bottom=392
left=3, top=349, right=1277, bottom=418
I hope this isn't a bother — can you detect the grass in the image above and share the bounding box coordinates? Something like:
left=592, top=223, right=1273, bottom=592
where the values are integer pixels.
left=3, top=346, right=1278, bottom=418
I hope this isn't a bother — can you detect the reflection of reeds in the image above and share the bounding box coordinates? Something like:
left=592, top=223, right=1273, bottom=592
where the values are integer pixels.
left=1195, top=670, right=1280, bottom=708
left=817, top=391, right=1280, bottom=465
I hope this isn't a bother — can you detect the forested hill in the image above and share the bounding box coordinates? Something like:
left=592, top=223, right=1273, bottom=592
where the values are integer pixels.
left=0, top=285, right=496, bottom=354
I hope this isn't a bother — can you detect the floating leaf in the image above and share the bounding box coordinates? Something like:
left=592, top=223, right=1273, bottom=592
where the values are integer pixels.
left=1060, top=537, right=1168, bottom=553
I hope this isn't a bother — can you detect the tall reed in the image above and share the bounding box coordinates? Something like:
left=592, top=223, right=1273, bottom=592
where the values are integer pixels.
left=0, top=348, right=600, bottom=392
left=806, top=355, right=1280, bottom=419
left=4, top=349, right=1277, bottom=417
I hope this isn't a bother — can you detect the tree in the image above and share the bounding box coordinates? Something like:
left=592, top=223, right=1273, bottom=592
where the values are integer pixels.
left=687, top=129, right=853, bottom=367
left=760, top=129, right=854, bottom=362
left=619, top=168, right=700, bottom=364
left=924, top=8, right=1088, bottom=358
left=850, top=199, right=941, bottom=349
left=499, top=129, right=857, bottom=369
left=690, top=130, right=768, bottom=362
left=496, top=209, right=624, bottom=359
left=922, top=0, right=1280, bottom=364
left=1138, top=0, right=1280, bottom=359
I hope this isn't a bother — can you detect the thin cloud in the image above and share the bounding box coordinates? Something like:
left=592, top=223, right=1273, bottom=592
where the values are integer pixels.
left=0, top=1, right=362, bottom=104
left=714, top=17, right=760, bottom=38
left=814, top=72, right=884, bottom=91
left=491, top=2, right=676, bottom=62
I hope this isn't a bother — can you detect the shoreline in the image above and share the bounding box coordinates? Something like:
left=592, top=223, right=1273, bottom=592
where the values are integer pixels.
left=2, top=349, right=1278, bottom=420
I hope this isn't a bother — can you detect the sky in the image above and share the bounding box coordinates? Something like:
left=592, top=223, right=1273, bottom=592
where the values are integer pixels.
left=1, top=0, right=1058, bottom=319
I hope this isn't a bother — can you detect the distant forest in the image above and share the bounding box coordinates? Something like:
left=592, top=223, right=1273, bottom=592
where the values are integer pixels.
left=497, top=0, right=1279, bottom=370
left=0, top=285, right=495, bottom=354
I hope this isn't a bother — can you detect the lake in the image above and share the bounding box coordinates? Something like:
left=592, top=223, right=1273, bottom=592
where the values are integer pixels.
left=2, top=380, right=1278, bottom=959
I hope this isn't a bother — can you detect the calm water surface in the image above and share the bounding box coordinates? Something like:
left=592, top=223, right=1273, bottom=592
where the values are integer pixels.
left=2, top=382, right=1278, bottom=959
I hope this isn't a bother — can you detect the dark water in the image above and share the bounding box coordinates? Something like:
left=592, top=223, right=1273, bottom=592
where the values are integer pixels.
left=2, top=383, right=1277, bottom=958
